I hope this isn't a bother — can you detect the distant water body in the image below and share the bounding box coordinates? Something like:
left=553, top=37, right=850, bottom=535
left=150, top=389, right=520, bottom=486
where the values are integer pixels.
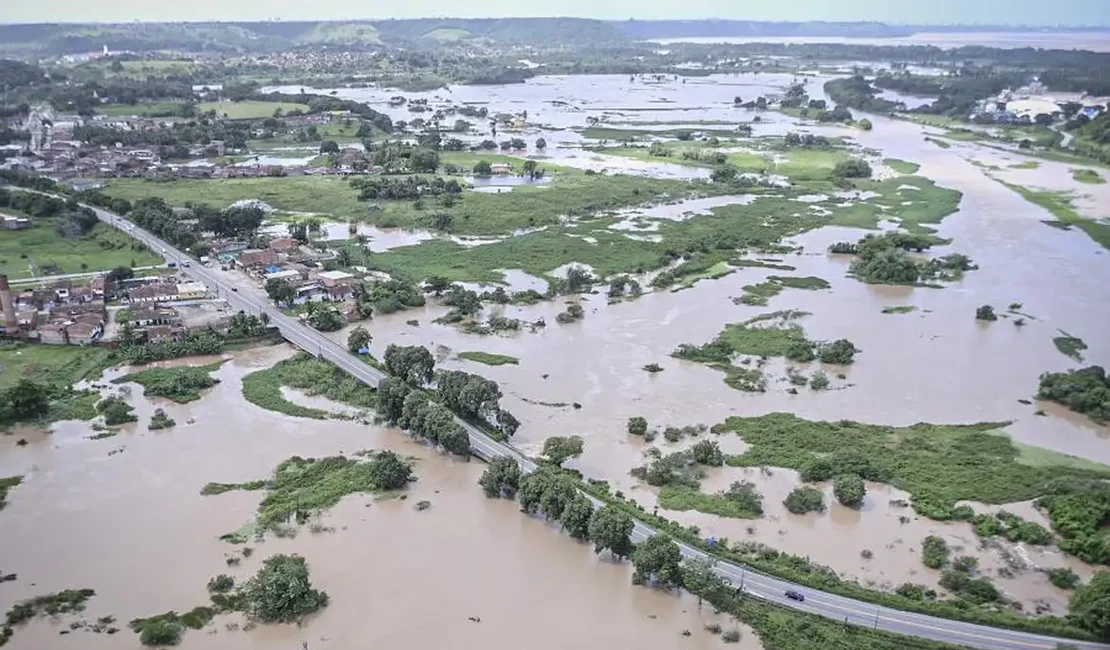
left=651, top=31, right=1110, bottom=52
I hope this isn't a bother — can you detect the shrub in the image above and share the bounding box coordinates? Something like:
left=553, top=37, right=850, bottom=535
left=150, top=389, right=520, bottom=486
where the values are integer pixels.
left=833, top=474, right=866, bottom=508
left=1047, top=567, right=1081, bottom=590
left=783, top=486, right=825, bottom=514
left=976, top=305, right=997, bottom=321
left=691, top=440, right=724, bottom=466
left=627, top=416, right=648, bottom=436
left=922, top=535, right=949, bottom=569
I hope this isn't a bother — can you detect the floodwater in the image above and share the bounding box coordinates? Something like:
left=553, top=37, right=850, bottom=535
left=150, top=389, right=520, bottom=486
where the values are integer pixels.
left=7, top=73, right=1110, bottom=642
left=0, top=346, right=755, bottom=649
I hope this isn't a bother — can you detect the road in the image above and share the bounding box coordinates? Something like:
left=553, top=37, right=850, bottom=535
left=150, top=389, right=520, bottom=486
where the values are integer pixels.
left=80, top=199, right=1106, bottom=650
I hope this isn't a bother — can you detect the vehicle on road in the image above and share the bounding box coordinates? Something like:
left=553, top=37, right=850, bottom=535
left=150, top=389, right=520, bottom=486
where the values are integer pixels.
left=785, top=590, right=805, bottom=602
left=182, top=261, right=191, bottom=267
left=231, top=287, right=238, bottom=291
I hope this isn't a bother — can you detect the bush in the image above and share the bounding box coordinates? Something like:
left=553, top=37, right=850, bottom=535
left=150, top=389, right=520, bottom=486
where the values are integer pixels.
left=1048, top=567, right=1081, bottom=590
left=1037, top=366, right=1109, bottom=423
left=833, top=474, right=866, bottom=508
left=692, top=440, right=724, bottom=466
left=922, top=535, right=949, bottom=569
left=627, top=416, right=648, bottom=436
left=138, top=619, right=183, bottom=646
left=722, top=629, right=741, bottom=643
left=809, top=371, right=830, bottom=390
left=783, top=486, right=825, bottom=514
left=818, top=339, right=858, bottom=364
left=832, top=158, right=872, bottom=179
left=976, top=305, right=997, bottom=321
left=207, top=574, right=235, bottom=594
left=242, top=555, right=328, bottom=623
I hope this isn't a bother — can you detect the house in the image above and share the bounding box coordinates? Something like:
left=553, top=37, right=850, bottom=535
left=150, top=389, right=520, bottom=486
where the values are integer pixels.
left=490, top=163, right=512, bottom=175
left=65, top=320, right=102, bottom=345
left=238, top=249, right=279, bottom=268
left=337, top=300, right=362, bottom=322
left=265, top=268, right=303, bottom=283
left=268, top=237, right=299, bottom=252
left=38, top=322, right=67, bottom=345
left=88, top=277, right=106, bottom=299
left=317, top=270, right=355, bottom=287
left=127, top=306, right=178, bottom=327
left=15, top=309, right=36, bottom=328
left=2, top=214, right=30, bottom=230
left=325, top=284, right=354, bottom=301
left=293, top=283, right=326, bottom=305
left=129, top=283, right=179, bottom=304
left=53, top=280, right=71, bottom=302
left=175, top=281, right=207, bottom=300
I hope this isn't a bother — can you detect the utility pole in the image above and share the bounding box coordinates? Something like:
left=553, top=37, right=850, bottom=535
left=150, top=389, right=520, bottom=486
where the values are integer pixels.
left=873, top=607, right=879, bottom=630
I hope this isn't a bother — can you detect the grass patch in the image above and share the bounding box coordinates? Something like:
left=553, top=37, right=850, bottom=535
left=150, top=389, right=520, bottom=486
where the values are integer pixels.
left=658, top=483, right=763, bottom=519
left=115, top=361, right=224, bottom=403
left=718, top=413, right=1110, bottom=520
left=884, top=158, right=920, bottom=174
left=203, top=452, right=415, bottom=539
left=95, top=101, right=186, bottom=117
left=1013, top=441, right=1110, bottom=471
left=996, top=180, right=1110, bottom=251
left=767, top=275, right=829, bottom=290
left=198, top=101, right=310, bottom=120
left=1071, top=168, right=1106, bottom=184
left=882, top=305, right=917, bottom=314
left=241, top=353, right=377, bottom=419
left=716, top=311, right=811, bottom=358
left=0, top=475, right=22, bottom=510
left=106, top=172, right=705, bottom=237
left=925, top=137, right=952, bottom=149
left=458, top=351, right=519, bottom=366
left=0, top=221, right=161, bottom=280
left=0, top=342, right=116, bottom=390
left=1053, top=331, right=1088, bottom=361
left=1009, top=161, right=1041, bottom=170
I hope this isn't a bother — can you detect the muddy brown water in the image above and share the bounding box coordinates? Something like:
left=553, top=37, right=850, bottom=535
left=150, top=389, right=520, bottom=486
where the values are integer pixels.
left=5, top=74, right=1110, bottom=644
left=0, top=346, right=753, bottom=649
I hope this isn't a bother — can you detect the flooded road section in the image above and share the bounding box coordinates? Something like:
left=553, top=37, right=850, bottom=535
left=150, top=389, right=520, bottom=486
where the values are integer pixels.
left=0, top=346, right=751, bottom=649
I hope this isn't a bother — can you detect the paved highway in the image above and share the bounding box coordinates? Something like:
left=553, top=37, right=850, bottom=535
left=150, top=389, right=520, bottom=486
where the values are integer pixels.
left=79, top=198, right=1106, bottom=650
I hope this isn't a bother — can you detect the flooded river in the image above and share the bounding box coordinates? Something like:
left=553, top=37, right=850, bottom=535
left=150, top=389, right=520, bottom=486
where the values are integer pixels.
left=5, top=73, right=1110, bottom=646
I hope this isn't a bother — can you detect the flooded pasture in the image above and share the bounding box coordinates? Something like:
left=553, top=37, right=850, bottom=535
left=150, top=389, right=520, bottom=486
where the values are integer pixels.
left=6, top=72, right=1110, bottom=646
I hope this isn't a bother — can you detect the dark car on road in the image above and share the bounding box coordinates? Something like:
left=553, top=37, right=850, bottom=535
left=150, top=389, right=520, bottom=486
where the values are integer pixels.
left=785, top=590, right=805, bottom=602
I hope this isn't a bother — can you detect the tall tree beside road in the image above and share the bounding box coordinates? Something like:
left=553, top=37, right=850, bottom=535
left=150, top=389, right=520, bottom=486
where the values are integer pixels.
left=347, top=326, right=371, bottom=354
left=632, top=535, right=685, bottom=589
left=479, top=456, right=522, bottom=498
left=383, top=345, right=436, bottom=386
left=542, top=435, right=585, bottom=466
left=587, top=505, right=634, bottom=560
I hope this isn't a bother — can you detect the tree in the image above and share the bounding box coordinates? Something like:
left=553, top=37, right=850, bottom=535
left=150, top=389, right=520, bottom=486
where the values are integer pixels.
left=319, top=140, right=340, bottom=155
left=307, top=305, right=343, bottom=332
left=384, top=344, right=436, bottom=386
left=409, top=148, right=439, bottom=173
left=588, top=506, right=634, bottom=560
left=535, top=137, right=547, bottom=150
left=439, top=426, right=471, bottom=456
left=479, top=456, right=522, bottom=498
left=922, top=535, right=950, bottom=569
left=347, top=326, right=371, bottom=354
left=858, top=118, right=873, bottom=130
left=106, top=265, right=134, bottom=283
left=367, top=450, right=414, bottom=490
left=522, top=159, right=538, bottom=179
left=424, top=276, right=452, bottom=296
left=833, top=474, right=866, bottom=508
left=710, top=164, right=738, bottom=183
left=2, top=379, right=50, bottom=422
left=632, top=535, right=684, bottom=589
left=691, top=440, right=724, bottom=466
left=832, top=158, right=872, bottom=179
left=561, top=494, right=594, bottom=540
left=242, top=554, right=329, bottom=623
left=542, top=435, right=584, bottom=466
left=1070, top=572, right=1110, bottom=639
left=627, top=416, right=648, bottom=436
left=682, top=558, right=727, bottom=608
left=377, top=377, right=411, bottom=423
left=264, top=278, right=295, bottom=306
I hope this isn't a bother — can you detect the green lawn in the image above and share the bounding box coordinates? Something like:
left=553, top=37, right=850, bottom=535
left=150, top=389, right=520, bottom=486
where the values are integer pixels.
left=198, top=101, right=312, bottom=120
left=0, top=222, right=162, bottom=279
left=0, top=343, right=117, bottom=390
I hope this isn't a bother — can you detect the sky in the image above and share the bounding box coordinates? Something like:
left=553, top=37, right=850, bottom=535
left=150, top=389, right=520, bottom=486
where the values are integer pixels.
left=1, top=0, right=1107, bottom=26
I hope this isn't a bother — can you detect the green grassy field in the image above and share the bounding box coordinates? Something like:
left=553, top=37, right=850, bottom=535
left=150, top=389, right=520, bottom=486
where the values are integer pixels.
left=458, top=351, right=519, bottom=366
left=107, top=172, right=703, bottom=237
left=1072, top=168, right=1106, bottom=184
left=199, top=101, right=312, bottom=120
left=0, top=343, right=117, bottom=390
left=0, top=222, right=162, bottom=279
left=720, top=413, right=1110, bottom=519
left=996, top=180, right=1110, bottom=251
left=884, top=158, right=921, bottom=174
left=96, top=101, right=186, bottom=117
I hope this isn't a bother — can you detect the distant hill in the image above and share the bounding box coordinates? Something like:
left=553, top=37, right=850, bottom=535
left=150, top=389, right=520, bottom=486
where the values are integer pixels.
left=0, top=18, right=1104, bottom=57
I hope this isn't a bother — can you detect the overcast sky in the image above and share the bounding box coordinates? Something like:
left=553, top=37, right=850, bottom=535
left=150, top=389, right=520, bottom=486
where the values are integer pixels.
left=1, top=0, right=1107, bottom=26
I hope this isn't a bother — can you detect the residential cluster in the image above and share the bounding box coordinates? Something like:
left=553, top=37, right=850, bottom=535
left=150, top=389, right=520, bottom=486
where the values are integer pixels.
left=0, top=271, right=230, bottom=346
left=969, top=82, right=1107, bottom=124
